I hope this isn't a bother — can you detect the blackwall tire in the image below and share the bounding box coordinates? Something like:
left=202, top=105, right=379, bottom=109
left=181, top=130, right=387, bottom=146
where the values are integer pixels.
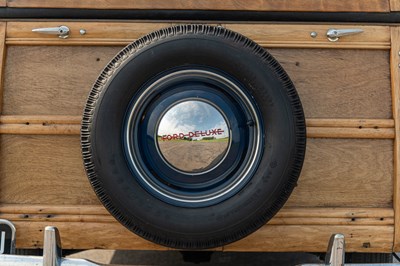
left=81, top=24, right=306, bottom=249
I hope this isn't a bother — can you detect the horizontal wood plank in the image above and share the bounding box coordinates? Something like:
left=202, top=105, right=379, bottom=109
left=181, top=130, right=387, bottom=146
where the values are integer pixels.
left=0, top=124, right=80, bottom=135
left=1, top=204, right=391, bottom=250
left=286, top=139, right=393, bottom=208
left=13, top=222, right=392, bottom=251
left=0, top=136, right=393, bottom=207
left=0, top=205, right=392, bottom=218
left=1, top=116, right=395, bottom=127
left=13, top=221, right=171, bottom=250
left=6, top=0, right=390, bottom=12
left=306, top=127, right=394, bottom=139
left=0, top=204, right=108, bottom=215
left=0, top=214, right=391, bottom=226
left=0, top=119, right=395, bottom=138
left=276, top=207, right=394, bottom=218
left=227, top=24, right=390, bottom=50
left=0, top=135, right=100, bottom=205
left=6, top=39, right=391, bottom=50
left=0, top=115, right=81, bottom=124
left=306, top=119, right=394, bottom=128
left=268, top=217, right=393, bottom=226
left=3, top=46, right=121, bottom=116
left=0, top=205, right=392, bottom=225
left=224, top=225, right=393, bottom=252
left=6, top=23, right=390, bottom=49
left=0, top=126, right=383, bottom=140
left=0, top=126, right=381, bottom=139
left=2, top=47, right=391, bottom=119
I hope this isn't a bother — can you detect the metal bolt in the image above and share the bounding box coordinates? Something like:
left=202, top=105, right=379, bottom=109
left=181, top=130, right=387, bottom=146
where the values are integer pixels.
left=398, top=51, right=400, bottom=56
left=79, top=29, right=86, bottom=35
left=310, top=31, right=318, bottom=38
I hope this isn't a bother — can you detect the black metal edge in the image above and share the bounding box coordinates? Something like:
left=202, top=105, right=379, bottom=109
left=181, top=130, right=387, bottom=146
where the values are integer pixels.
left=0, top=8, right=399, bottom=23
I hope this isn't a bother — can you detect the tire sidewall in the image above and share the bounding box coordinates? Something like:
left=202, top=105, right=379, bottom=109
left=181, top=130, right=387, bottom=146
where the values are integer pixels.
left=85, top=28, right=305, bottom=247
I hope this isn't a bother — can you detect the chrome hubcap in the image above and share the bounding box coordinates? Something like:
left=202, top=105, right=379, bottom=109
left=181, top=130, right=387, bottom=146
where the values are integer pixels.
left=157, top=100, right=230, bottom=174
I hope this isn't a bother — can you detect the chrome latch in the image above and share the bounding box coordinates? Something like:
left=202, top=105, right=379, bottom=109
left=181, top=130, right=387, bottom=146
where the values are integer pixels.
left=326, top=28, right=364, bottom=42
left=32, top=25, right=70, bottom=39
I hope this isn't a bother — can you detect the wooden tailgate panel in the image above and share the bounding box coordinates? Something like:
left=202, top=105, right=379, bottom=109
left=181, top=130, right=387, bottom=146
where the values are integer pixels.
left=0, top=22, right=396, bottom=252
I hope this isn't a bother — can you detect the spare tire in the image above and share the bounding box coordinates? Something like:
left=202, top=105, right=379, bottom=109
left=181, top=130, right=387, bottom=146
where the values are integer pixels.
left=81, top=24, right=306, bottom=249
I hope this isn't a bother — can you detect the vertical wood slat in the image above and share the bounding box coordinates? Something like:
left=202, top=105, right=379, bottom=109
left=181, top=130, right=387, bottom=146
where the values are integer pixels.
left=0, top=23, right=6, bottom=113
left=391, top=26, right=400, bottom=251
left=0, top=22, right=7, bottom=198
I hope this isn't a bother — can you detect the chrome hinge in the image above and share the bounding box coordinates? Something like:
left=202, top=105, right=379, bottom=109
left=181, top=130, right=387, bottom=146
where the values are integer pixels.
left=326, top=28, right=364, bottom=42
left=32, top=26, right=70, bottom=39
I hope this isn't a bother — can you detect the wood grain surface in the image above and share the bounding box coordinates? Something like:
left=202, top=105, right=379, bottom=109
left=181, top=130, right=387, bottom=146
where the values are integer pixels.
left=3, top=46, right=120, bottom=116
left=6, top=23, right=390, bottom=49
left=227, top=24, right=390, bottom=50
left=286, top=139, right=393, bottom=208
left=391, top=27, right=400, bottom=251
left=0, top=116, right=394, bottom=139
left=224, top=225, right=393, bottom=252
left=270, top=48, right=392, bottom=119
left=13, top=221, right=393, bottom=252
left=5, top=0, right=390, bottom=12
left=2, top=47, right=391, bottom=120
left=0, top=135, right=392, bottom=207
left=0, top=124, right=394, bottom=138
left=391, top=0, right=400, bottom=10
left=0, top=205, right=392, bottom=226
left=1, top=205, right=391, bottom=251
left=0, top=135, right=100, bottom=205
left=0, top=23, right=5, bottom=114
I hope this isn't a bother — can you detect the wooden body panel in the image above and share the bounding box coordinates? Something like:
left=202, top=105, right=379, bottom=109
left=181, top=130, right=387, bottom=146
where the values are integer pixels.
left=2, top=47, right=392, bottom=119
left=5, top=0, right=391, bottom=12
left=0, top=135, right=393, bottom=208
left=0, top=21, right=397, bottom=252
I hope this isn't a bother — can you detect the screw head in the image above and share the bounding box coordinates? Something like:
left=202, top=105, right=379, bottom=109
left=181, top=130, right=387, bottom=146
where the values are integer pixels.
left=310, top=31, right=318, bottom=38
left=79, top=29, right=86, bottom=35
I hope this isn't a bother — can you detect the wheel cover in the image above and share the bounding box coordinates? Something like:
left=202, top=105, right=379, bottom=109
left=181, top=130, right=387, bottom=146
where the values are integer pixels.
left=123, top=68, right=264, bottom=207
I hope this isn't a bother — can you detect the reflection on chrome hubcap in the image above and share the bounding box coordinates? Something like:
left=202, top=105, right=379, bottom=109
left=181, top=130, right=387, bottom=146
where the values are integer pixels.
left=157, top=101, right=230, bottom=173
